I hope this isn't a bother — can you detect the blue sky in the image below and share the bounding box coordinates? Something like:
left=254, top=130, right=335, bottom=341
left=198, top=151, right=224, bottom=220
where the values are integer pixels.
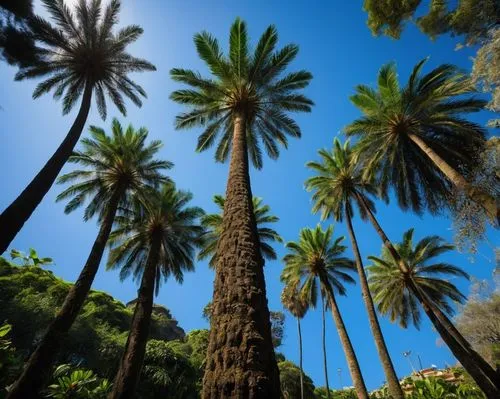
left=0, top=0, right=498, bottom=392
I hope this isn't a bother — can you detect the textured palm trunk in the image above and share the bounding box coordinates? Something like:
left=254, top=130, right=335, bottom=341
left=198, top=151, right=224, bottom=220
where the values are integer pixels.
left=297, top=317, right=304, bottom=399
left=202, top=113, right=280, bottom=398
left=0, top=81, right=93, bottom=254
left=344, top=207, right=404, bottom=399
left=320, top=295, right=331, bottom=399
left=409, top=282, right=499, bottom=398
left=408, top=133, right=498, bottom=221
left=6, top=188, right=120, bottom=399
left=110, top=237, right=160, bottom=399
left=323, top=285, right=369, bottom=399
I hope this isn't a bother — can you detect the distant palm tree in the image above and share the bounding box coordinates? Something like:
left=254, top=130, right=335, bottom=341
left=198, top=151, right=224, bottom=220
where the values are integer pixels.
left=170, top=17, right=312, bottom=397
left=345, top=59, right=497, bottom=220
left=107, top=183, right=204, bottom=398
left=0, top=0, right=156, bottom=254
left=198, top=195, right=283, bottom=268
left=281, top=283, right=308, bottom=399
left=367, top=229, right=499, bottom=397
left=281, top=225, right=369, bottom=399
left=306, top=139, right=404, bottom=399
left=6, top=119, right=169, bottom=399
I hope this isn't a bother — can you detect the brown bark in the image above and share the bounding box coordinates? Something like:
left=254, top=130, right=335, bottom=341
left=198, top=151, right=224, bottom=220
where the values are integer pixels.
left=0, top=81, right=94, bottom=254
left=202, top=114, right=280, bottom=398
left=321, top=295, right=331, bottom=399
left=344, top=207, right=404, bottom=399
left=323, top=284, right=369, bottom=399
left=297, top=317, right=304, bottom=399
left=408, top=133, right=498, bottom=221
left=6, top=188, right=121, bottom=399
left=109, top=237, right=160, bottom=399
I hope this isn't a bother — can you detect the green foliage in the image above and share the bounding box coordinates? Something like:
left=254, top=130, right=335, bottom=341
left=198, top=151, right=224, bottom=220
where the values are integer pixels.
left=170, top=18, right=313, bottom=169
left=363, top=0, right=421, bottom=39
left=0, top=323, right=21, bottom=395
left=408, top=376, right=485, bottom=399
left=9, top=248, right=53, bottom=267
left=270, top=311, right=285, bottom=348
left=46, top=364, right=112, bottom=399
left=278, top=360, right=316, bottom=399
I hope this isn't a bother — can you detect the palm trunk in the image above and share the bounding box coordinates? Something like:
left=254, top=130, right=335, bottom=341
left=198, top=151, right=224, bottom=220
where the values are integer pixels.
left=321, top=294, right=331, bottom=399
left=110, top=237, right=160, bottom=399
left=0, top=81, right=93, bottom=254
left=297, top=317, right=304, bottom=399
left=344, top=207, right=404, bottom=399
left=324, top=285, right=369, bottom=399
left=202, top=113, right=280, bottom=398
left=409, top=283, right=499, bottom=398
left=408, top=133, right=498, bottom=221
left=355, top=191, right=499, bottom=396
left=6, top=187, right=120, bottom=399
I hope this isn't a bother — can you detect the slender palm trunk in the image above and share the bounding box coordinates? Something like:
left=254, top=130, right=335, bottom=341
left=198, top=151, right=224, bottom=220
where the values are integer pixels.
left=0, top=81, right=93, bottom=254
left=6, top=188, right=120, bottom=399
left=202, top=113, right=280, bottom=398
left=110, top=237, right=160, bottom=399
left=297, top=317, right=304, bottom=399
left=355, top=191, right=499, bottom=396
left=344, top=207, right=404, bottom=399
left=321, top=295, right=330, bottom=399
left=324, top=286, right=369, bottom=399
left=408, top=133, right=498, bottom=221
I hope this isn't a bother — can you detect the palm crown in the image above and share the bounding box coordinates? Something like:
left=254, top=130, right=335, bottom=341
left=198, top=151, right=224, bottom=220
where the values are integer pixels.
left=56, top=118, right=172, bottom=220
left=170, top=17, right=313, bottom=168
left=198, top=194, right=283, bottom=268
left=345, top=59, right=487, bottom=214
left=281, top=225, right=356, bottom=307
left=306, top=138, right=379, bottom=222
left=107, top=183, right=205, bottom=294
left=17, top=0, right=156, bottom=119
left=281, top=282, right=308, bottom=319
left=367, top=228, right=469, bottom=329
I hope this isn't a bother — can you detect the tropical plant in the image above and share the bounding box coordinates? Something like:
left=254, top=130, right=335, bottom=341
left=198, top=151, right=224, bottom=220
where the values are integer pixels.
left=6, top=119, right=170, bottom=398
left=0, top=323, right=21, bottom=392
left=170, top=17, right=312, bottom=397
left=281, top=283, right=308, bottom=399
left=270, top=310, right=285, bottom=348
left=281, top=225, right=369, bottom=399
left=9, top=248, right=53, bottom=267
left=367, top=229, right=499, bottom=396
left=107, top=183, right=204, bottom=398
left=306, top=138, right=404, bottom=398
left=198, top=195, right=283, bottom=268
left=345, top=59, right=497, bottom=220
left=0, top=0, right=156, bottom=254
left=45, top=364, right=112, bottom=399
left=278, top=360, right=316, bottom=399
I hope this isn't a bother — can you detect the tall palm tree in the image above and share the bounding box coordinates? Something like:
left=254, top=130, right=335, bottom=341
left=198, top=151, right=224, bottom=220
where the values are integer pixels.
left=170, top=17, right=312, bottom=397
left=107, top=183, right=204, bottom=399
left=305, top=139, right=404, bottom=399
left=198, top=195, right=283, bottom=268
left=281, top=225, right=369, bottom=399
left=281, top=282, right=309, bottom=399
left=0, top=0, right=156, bottom=254
left=345, top=59, right=497, bottom=220
left=6, top=119, right=170, bottom=399
left=367, top=229, right=499, bottom=398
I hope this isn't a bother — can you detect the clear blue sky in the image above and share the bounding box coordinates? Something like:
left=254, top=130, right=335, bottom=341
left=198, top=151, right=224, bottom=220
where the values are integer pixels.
left=0, top=0, right=497, bottom=392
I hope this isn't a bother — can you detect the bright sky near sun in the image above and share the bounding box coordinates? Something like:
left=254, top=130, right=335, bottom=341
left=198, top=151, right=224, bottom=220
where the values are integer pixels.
left=1, top=0, right=498, bottom=392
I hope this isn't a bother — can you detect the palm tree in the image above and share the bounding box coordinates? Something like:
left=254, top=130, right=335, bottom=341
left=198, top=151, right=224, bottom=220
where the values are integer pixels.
left=107, top=183, right=204, bottom=398
left=6, top=119, right=170, bottom=399
left=305, top=139, right=404, bottom=399
left=198, top=195, right=283, bottom=268
left=281, top=225, right=369, bottom=399
left=0, top=0, right=156, bottom=254
left=345, top=59, right=497, bottom=220
left=170, top=17, right=312, bottom=397
left=281, top=282, right=309, bottom=399
left=367, top=229, right=499, bottom=397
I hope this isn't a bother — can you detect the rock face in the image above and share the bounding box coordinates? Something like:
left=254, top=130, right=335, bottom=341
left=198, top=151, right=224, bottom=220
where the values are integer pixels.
left=126, top=299, right=185, bottom=341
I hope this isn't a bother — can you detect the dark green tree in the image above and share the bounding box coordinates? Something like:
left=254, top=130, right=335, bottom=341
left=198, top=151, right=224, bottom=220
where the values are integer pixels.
left=7, top=119, right=170, bottom=398
left=278, top=360, right=316, bottom=399
left=0, top=0, right=156, bottom=254
left=170, top=17, right=312, bottom=397
left=107, top=183, right=204, bottom=398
